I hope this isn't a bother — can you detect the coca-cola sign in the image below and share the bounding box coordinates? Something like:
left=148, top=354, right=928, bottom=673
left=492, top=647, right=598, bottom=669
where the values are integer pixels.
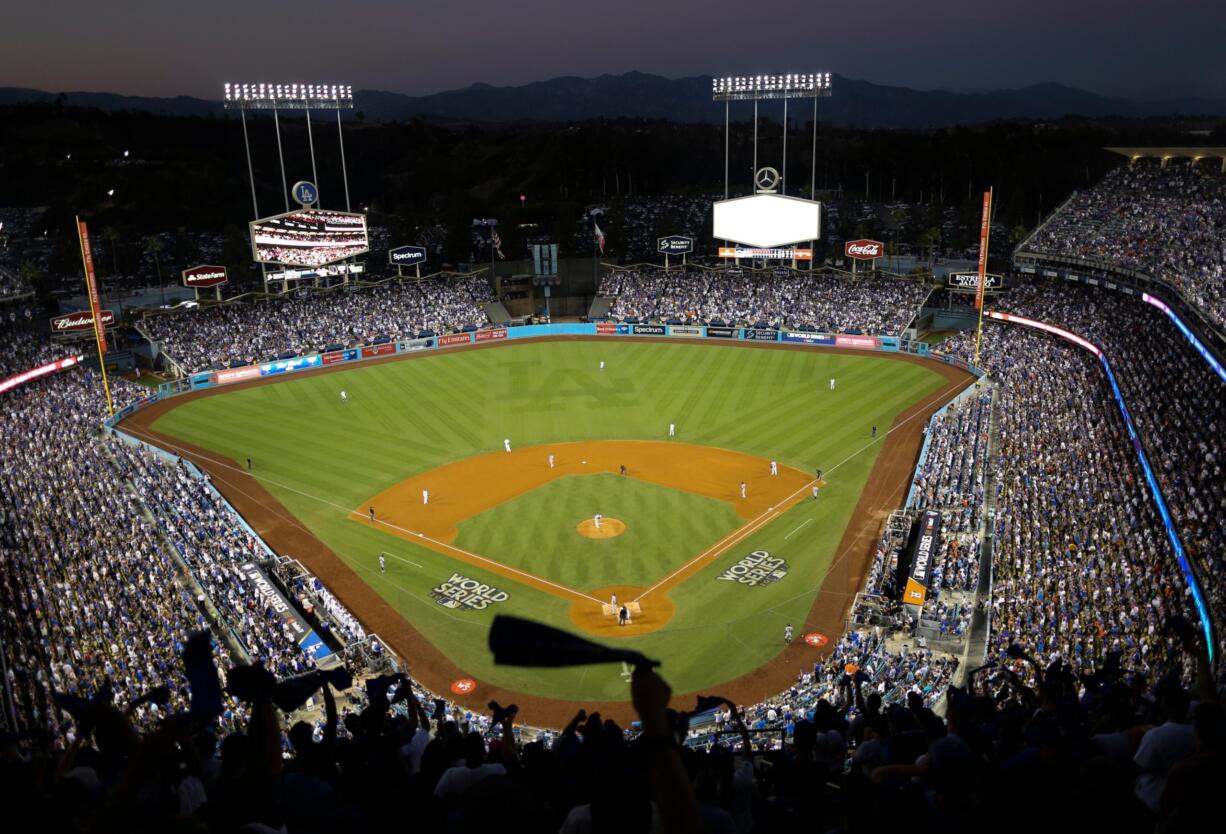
left=51, top=309, right=116, bottom=333
left=844, top=239, right=884, bottom=260
left=182, top=264, right=229, bottom=288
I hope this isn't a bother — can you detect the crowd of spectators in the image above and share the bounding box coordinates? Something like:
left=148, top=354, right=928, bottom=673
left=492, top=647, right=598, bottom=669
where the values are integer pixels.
left=600, top=269, right=929, bottom=334
left=995, top=280, right=1226, bottom=645
left=141, top=276, right=494, bottom=372
left=1020, top=161, right=1226, bottom=330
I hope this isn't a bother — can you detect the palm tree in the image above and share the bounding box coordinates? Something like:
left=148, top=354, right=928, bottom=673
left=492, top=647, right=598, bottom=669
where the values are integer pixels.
left=18, top=260, right=40, bottom=295
left=145, top=235, right=166, bottom=304
left=100, top=226, right=121, bottom=279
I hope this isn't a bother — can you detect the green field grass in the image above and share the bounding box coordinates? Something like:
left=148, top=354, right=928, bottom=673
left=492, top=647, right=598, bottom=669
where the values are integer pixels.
left=456, top=474, right=743, bottom=590
left=149, top=339, right=948, bottom=701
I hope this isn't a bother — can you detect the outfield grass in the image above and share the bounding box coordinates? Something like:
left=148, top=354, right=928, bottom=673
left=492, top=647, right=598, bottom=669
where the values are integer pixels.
left=150, top=339, right=947, bottom=700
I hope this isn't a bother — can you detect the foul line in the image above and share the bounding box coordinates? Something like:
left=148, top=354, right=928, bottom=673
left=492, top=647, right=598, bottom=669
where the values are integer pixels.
left=630, top=376, right=968, bottom=603
left=118, top=424, right=603, bottom=606
left=784, top=518, right=813, bottom=540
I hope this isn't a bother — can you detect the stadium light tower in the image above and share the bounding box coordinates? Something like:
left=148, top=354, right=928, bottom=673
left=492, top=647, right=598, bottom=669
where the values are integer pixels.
left=223, top=83, right=356, bottom=216
left=713, top=73, right=831, bottom=270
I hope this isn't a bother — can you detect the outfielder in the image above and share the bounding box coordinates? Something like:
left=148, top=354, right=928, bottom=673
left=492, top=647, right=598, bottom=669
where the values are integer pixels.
left=668, top=422, right=675, bottom=437
left=829, top=378, right=836, bottom=391
left=599, top=360, right=605, bottom=370
left=340, top=390, right=348, bottom=402
left=379, top=554, right=386, bottom=574
left=504, top=438, right=512, bottom=453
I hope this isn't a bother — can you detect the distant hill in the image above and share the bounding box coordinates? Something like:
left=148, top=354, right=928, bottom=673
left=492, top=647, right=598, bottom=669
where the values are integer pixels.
left=4, top=73, right=1225, bottom=127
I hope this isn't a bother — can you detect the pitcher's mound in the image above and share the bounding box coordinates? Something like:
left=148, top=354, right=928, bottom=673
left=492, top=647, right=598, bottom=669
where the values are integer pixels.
left=576, top=517, right=626, bottom=539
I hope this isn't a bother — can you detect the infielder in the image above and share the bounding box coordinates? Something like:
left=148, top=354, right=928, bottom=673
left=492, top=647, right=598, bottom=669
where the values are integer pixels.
left=668, top=422, right=675, bottom=437
left=740, top=481, right=747, bottom=499
left=812, top=485, right=820, bottom=500
left=422, top=488, right=429, bottom=505
left=504, top=438, right=512, bottom=453
left=593, top=513, right=603, bottom=530
left=379, top=554, right=386, bottom=574
left=368, top=506, right=375, bottom=522
left=610, top=592, right=618, bottom=610
left=784, top=624, right=794, bottom=644
left=548, top=453, right=555, bottom=468
left=770, top=460, right=778, bottom=476
left=340, top=390, right=348, bottom=402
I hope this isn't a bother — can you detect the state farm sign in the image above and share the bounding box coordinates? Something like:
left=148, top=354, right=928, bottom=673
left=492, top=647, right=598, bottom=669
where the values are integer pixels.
left=181, top=264, right=228, bottom=289
left=51, top=309, right=116, bottom=333
left=845, top=240, right=884, bottom=260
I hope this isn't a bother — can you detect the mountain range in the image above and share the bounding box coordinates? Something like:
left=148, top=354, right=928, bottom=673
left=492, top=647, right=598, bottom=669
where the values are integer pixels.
left=3, top=72, right=1225, bottom=128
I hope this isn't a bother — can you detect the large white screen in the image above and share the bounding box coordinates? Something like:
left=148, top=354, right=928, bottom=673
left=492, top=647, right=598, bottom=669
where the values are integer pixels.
left=713, top=194, right=822, bottom=248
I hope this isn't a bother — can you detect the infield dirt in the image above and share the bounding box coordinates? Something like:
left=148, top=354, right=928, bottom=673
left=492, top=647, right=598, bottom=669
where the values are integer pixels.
left=121, top=336, right=972, bottom=726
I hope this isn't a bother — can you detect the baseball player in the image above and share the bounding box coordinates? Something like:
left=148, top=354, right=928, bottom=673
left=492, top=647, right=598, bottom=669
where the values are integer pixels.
left=829, top=378, right=836, bottom=391
left=340, top=390, right=348, bottom=402
left=379, top=554, right=386, bottom=574
left=246, top=457, right=252, bottom=471
left=770, top=460, right=778, bottom=476
left=504, top=438, right=512, bottom=453
left=548, top=453, right=555, bottom=469
left=422, top=488, right=429, bottom=505
left=368, top=506, right=375, bottom=522
left=871, top=425, right=878, bottom=438
left=740, top=481, right=747, bottom=499
left=668, top=422, right=675, bottom=437
left=610, top=592, right=618, bottom=611
left=593, top=513, right=603, bottom=530
left=619, top=464, right=627, bottom=476
left=812, top=485, right=820, bottom=500
left=618, top=605, right=630, bottom=626
left=599, top=360, right=605, bottom=370
left=784, top=624, right=794, bottom=644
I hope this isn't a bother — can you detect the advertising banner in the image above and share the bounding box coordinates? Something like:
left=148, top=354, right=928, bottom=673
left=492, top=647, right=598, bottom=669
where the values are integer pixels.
left=388, top=245, right=427, bottom=266
left=668, top=325, right=704, bottom=337
left=596, top=322, right=619, bottom=335
left=0, top=354, right=84, bottom=396
left=240, top=563, right=332, bottom=659
left=474, top=328, right=507, bottom=342
left=76, top=220, right=108, bottom=355
left=260, top=355, right=322, bottom=376
left=657, top=235, right=695, bottom=255
left=213, top=365, right=261, bottom=386
left=718, top=246, right=813, bottom=260
left=631, top=324, right=666, bottom=336
left=844, top=239, right=884, bottom=260
left=706, top=326, right=738, bottom=339
left=51, top=309, right=116, bottom=334
left=835, top=335, right=880, bottom=349
left=975, top=190, right=992, bottom=310
left=402, top=338, right=432, bottom=352
left=781, top=331, right=835, bottom=345
left=948, top=272, right=1004, bottom=291
left=741, top=328, right=779, bottom=342
left=902, top=511, right=942, bottom=608
left=322, top=350, right=348, bottom=365
left=439, top=332, right=473, bottom=347
left=181, top=264, right=229, bottom=289
left=362, top=343, right=397, bottom=358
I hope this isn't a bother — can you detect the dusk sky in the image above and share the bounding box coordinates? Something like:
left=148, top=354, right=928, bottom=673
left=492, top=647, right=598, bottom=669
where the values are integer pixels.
left=3, top=0, right=1225, bottom=100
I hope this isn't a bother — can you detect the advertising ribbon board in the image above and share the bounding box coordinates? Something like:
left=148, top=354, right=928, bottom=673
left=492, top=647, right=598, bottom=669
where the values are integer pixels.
left=213, top=365, right=261, bottom=386
left=631, top=324, right=666, bottom=336
left=474, top=329, right=507, bottom=342
left=835, top=335, right=880, bottom=349
left=741, top=328, right=779, bottom=342
left=240, top=563, right=332, bottom=659
left=781, top=331, right=835, bottom=345
left=596, top=322, right=619, bottom=335
left=668, top=325, right=704, bottom=337
left=259, top=355, right=322, bottom=376
left=362, top=343, right=397, bottom=358
left=706, top=326, right=738, bottom=339
left=439, top=332, right=473, bottom=347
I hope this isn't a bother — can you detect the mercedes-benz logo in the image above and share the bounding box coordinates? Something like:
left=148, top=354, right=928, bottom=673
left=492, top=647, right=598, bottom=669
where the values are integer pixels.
left=755, top=166, right=780, bottom=192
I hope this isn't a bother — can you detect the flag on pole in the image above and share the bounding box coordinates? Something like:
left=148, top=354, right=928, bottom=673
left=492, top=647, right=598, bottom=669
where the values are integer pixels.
left=593, top=221, right=607, bottom=255
left=491, top=229, right=505, bottom=260
left=975, top=189, right=993, bottom=310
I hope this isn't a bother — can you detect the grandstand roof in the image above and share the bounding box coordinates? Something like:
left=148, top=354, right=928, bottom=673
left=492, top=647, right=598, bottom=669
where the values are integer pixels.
left=1105, top=147, right=1226, bottom=168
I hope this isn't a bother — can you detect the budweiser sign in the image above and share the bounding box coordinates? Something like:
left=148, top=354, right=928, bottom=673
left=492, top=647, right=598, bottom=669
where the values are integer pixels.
left=844, top=239, right=884, bottom=260
left=52, top=310, right=116, bottom=333
left=182, top=264, right=228, bottom=288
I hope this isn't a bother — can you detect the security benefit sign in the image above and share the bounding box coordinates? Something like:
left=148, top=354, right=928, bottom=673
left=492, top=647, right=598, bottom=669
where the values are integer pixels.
left=431, top=573, right=509, bottom=610
left=716, top=550, right=789, bottom=587
left=902, top=511, right=942, bottom=608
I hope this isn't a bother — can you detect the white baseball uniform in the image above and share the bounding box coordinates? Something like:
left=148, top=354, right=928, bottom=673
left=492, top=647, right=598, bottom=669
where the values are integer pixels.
left=548, top=454, right=555, bottom=468
left=770, top=460, right=778, bottom=476
left=594, top=513, right=602, bottom=530
left=740, top=482, right=747, bottom=499
left=829, top=378, right=836, bottom=390
left=340, top=390, right=348, bottom=401
left=668, top=423, right=675, bottom=437
left=504, top=438, right=512, bottom=453
left=422, top=488, right=429, bottom=505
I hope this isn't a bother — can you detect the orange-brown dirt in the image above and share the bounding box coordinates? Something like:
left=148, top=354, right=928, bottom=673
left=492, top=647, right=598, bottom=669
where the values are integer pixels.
left=120, top=336, right=972, bottom=727
left=576, top=517, right=626, bottom=539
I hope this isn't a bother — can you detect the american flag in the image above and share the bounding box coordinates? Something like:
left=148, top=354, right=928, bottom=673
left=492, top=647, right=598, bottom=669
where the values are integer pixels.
left=491, top=229, right=505, bottom=260
left=593, top=221, right=606, bottom=255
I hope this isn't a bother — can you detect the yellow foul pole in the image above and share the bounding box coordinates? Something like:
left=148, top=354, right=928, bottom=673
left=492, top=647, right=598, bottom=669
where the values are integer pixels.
left=973, top=187, right=993, bottom=367
left=75, top=217, right=114, bottom=416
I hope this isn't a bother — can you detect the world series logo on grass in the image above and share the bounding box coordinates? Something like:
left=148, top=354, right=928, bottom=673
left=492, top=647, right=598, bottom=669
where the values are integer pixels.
left=431, top=573, right=510, bottom=610
left=716, top=550, right=789, bottom=587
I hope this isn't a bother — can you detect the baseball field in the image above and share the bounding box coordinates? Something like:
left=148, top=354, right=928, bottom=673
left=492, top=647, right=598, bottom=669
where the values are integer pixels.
left=123, top=337, right=968, bottom=724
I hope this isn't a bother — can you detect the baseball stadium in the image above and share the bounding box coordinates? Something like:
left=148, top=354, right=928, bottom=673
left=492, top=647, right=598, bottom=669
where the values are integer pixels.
left=2, top=45, right=1225, bottom=834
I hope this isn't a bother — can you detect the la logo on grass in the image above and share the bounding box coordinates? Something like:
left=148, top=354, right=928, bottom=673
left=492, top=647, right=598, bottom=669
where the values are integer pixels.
left=716, top=550, right=789, bottom=587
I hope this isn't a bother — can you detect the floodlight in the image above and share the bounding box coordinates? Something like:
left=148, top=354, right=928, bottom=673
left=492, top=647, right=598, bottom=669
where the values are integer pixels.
left=712, top=73, right=832, bottom=101
left=223, top=82, right=355, bottom=110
